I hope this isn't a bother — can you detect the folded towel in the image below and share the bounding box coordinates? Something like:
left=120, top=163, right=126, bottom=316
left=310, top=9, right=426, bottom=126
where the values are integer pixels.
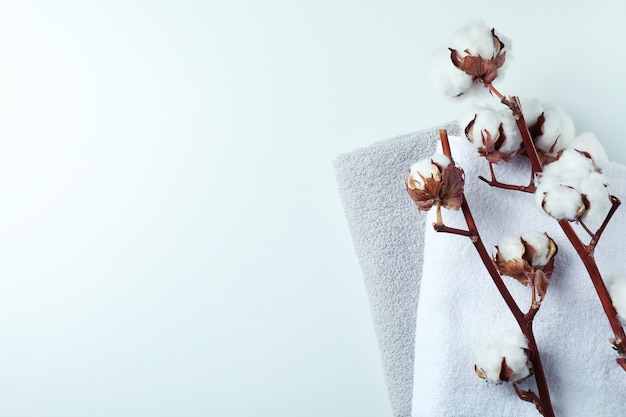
left=334, top=122, right=459, bottom=417
left=412, top=135, right=626, bottom=416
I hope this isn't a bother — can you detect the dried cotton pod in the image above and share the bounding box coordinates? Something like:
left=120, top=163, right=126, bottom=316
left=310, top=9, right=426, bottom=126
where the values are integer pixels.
left=449, top=22, right=508, bottom=85
left=431, top=20, right=509, bottom=97
left=494, top=232, right=558, bottom=298
left=461, top=105, right=522, bottom=163
left=474, top=333, right=532, bottom=384
left=535, top=146, right=611, bottom=223
left=406, top=154, right=465, bottom=211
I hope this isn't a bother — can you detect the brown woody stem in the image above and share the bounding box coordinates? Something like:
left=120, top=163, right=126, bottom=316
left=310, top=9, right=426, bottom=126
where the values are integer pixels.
left=433, top=223, right=474, bottom=238
left=586, top=195, right=621, bottom=253
left=503, top=96, right=543, bottom=175
left=438, top=129, right=555, bottom=417
left=435, top=201, right=443, bottom=225
left=558, top=219, right=626, bottom=356
left=478, top=174, right=536, bottom=193
left=485, top=83, right=505, bottom=101
left=514, top=382, right=544, bottom=415
left=480, top=162, right=536, bottom=192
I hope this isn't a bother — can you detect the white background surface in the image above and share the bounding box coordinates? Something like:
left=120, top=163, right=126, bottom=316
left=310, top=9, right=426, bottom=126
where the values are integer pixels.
left=1, top=1, right=625, bottom=416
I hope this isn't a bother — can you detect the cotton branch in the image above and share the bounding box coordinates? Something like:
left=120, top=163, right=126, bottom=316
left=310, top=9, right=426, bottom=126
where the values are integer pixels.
left=435, top=129, right=556, bottom=417
left=493, top=94, right=626, bottom=361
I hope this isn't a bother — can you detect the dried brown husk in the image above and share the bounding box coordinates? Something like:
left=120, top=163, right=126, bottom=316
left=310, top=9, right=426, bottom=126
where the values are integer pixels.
left=493, top=235, right=559, bottom=299
left=494, top=235, right=558, bottom=295
left=449, top=29, right=506, bottom=85
left=406, top=161, right=465, bottom=211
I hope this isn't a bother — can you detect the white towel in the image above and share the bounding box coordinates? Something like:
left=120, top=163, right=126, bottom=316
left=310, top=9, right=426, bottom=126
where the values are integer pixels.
left=411, top=135, right=626, bottom=416
left=334, top=122, right=459, bottom=417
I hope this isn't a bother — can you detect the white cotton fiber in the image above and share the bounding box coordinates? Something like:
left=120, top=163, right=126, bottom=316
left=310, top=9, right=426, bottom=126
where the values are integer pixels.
left=430, top=153, right=451, bottom=168
left=466, top=106, right=501, bottom=148
left=474, top=333, right=531, bottom=384
left=520, top=231, right=551, bottom=266
left=409, top=154, right=450, bottom=189
left=430, top=48, right=473, bottom=97
left=458, top=105, right=483, bottom=134
left=571, top=132, right=609, bottom=170
left=498, top=109, right=523, bottom=154
left=496, top=236, right=524, bottom=261
left=534, top=104, right=576, bottom=155
left=542, top=148, right=595, bottom=185
left=536, top=182, right=583, bottom=221
left=449, top=19, right=500, bottom=59
left=604, top=275, right=626, bottom=325
left=579, top=172, right=610, bottom=223
left=520, top=98, right=544, bottom=127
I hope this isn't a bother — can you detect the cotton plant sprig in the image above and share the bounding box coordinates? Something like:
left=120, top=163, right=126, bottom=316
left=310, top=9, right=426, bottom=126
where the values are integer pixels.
left=494, top=231, right=558, bottom=317
left=436, top=19, right=626, bottom=368
left=406, top=130, right=557, bottom=417
left=458, top=100, right=577, bottom=191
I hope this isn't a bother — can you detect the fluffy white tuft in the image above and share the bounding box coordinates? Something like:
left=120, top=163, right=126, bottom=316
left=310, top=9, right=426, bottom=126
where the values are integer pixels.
left=543, top=148, right=595, bottom=181
left=430, top=48, right=473, bottom=97
left=463, top=105, right=500, bottom=149
left=409, top=154, right=450, bottom=189
left=449, top=19, right=501, bottom=59
left=498, top=109, right=523, bottom=154
left=520, top=231, right=551, bottom=266
left=458, top=104, right=483, bottom=134
left=579, top=172, right=610, bottom=223
left=520, top=98, right=544, bottom=127
left=535, top=182, right=583, bottom=220
left=570, top=132, right=609, bottom=170
left=430, top=19, right=509, bottom=98
left=537, top=146, right=610, bottom=222
left=474, top=333, right=530, bottom=384
left=605, top=275, right=626, bottom=325
left=533, top=104, right=576, bottom=156
left=430, top=153, right=451, bottom=168
left=495, top=236, right=524, bottom=261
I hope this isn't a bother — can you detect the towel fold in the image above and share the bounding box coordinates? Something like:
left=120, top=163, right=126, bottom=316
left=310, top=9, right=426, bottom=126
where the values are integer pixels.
left=334, top=122, right=459, bottom=417
left=412, top=135, right=626, bottom=416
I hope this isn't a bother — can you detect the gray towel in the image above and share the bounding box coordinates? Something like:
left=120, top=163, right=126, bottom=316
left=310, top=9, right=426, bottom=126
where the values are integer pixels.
left=333, top=122, right=459, bottom=417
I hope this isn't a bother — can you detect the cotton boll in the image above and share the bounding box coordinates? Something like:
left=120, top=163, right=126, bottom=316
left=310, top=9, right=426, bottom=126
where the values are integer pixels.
left=474, top=333, right=531, bottom=384
left=571, top=132, right=609, bottom=170
left=542, top=148, right=595, bottom=184
left=430, top=48, right=474, bottom=97
left=536, top=182, right=583, bottom=220
left=408, top=154, right=451, bottom=189
left=461, top=105, right=521, bottom=161
left=496, top=236, right=525, bottom=261
left=580, top=172, right=610, bottom=223
left=406, top=154, right=465, bottom=212
left=430, top=153, right=451, bottom=168
left=520, top=98, right=544, bottom=127
left=533, top=172, right=560, bottom=190
left=449, top=19, right=499, bottom=59
left=409, top=161, right=438, bottom=189
left=466, top=106, right=501, bottom=149
left=458, top=105, right=481, bottom=135
left=520, top=232, right=551, bottom=266
left=605, top=275, right=626, bottom=325
left=534, top=105, right=576, bottom=155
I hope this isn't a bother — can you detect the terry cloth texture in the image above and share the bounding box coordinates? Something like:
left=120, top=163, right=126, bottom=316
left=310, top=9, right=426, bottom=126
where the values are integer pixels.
left=412, top=135, right=626, bottom=416
left=333, top=122, right=459, bottom=417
